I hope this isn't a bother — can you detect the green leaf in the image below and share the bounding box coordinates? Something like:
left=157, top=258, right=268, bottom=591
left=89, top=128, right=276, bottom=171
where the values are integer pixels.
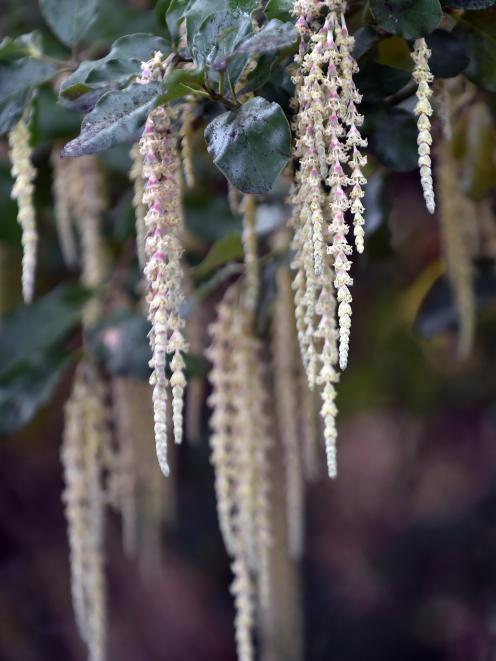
left=426, top=30, right=469, bottom=78
left=454, top=10, right=496, bottom=92
left=355, top=62, right=411, bottom=101
left=353, top=26, right=379, bottom=59
left=192, top=232, right=243, bottom=279
left=192, top=9, right=251, bottom=73
left=363, top=103, right=418, bottom=172
left=60, top=33, right=171, bottom=101
left=370, top=0, right=443, bottom=39
left=205, top=97, right=291, bottom=193
left=0, top=32, right=43, bottom=61
left=264, top=0, right=293, bottom=22
left=233, top=19, right=298, bottom=57
left=185, top=0, right=258, bottom=47
left=61, top=82, right=160, bottom=157
left=0, top=284, right=90, bottom=378
left=184, top=190, right=242, bottom=240
left=39, top=0, right=99, bottom=47
left=0, top=57, right=56, bottom=134
left=159, top=68, right=205, bottom=102
left=0, top=351, right=69, bottom=435
left=442, top=0, right=495, bottom=7
left=163, top=0, right=191, bottom=42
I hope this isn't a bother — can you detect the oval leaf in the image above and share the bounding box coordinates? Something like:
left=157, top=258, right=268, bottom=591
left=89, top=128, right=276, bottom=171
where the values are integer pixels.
left=426, top=30, right=469, bottom=78
left=204, top=96, right=291, bottom=193
left=61, top=82, right=160, bottom=157
left=39, top=0, right=99, bottom=47
left=0, top=57, right=55, bottom=134
left=370, top=0, right=443, bottom=39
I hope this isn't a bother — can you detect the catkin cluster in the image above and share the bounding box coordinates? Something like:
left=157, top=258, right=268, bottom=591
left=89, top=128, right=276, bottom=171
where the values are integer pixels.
left=8, top=115, right=37, bottom=303
left=207, top=286, right=272, bottom=661
left=412, top=38, right=436, bottom=214
left=62, top=361, right=107, bottom=661
left=140, top=103, right=188, bottom=476
left=290, top=0, right=367, bottom=476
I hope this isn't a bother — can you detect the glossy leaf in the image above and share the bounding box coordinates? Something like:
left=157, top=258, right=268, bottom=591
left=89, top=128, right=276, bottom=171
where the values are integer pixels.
left=192, top=9, right=251, bottom=72
left=39, top=0, right=99, bottom=47
left=61, top=82, right=160, bottom=157
left=442, top=0, right=495, bottom=7
left=185, top=0, right=258, bottom=46
left=370, top=0, right=443, bottom=39
left=454, top=10, right=496, bottom=92
left=204, top=96, right=291, bottom=193
left=0, top=285, right=90, bottom=377
left=159, top=68, right=205, bottom=102
left=232, top=19, right=297, bottom=57
left=264, top=0, right=293, bottom=22
left=192, top=232, right=243, bottom=279
left=0, top=57, right=56, bottom=134
left=355, top=62, right=411, bottom=101
left=353, top=26, right=379, bottom=59
left=426, top=30, right=469, bottom=78
left=363, top=103, right=418, bottom=172
left=60, top=34, right=171, bottom=101
left=0, top=32, right=43, bottom=61
left=0, top=352, right=69, bottom=435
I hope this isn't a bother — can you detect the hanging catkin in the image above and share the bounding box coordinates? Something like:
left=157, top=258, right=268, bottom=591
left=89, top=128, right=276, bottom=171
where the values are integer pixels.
left=51, top=148, right=78, bottom=267
left=272, top=260, right=304, bottom=558
left=8, top=114, right=37, bottom=303
left=62, top=361, right=107, bottom=661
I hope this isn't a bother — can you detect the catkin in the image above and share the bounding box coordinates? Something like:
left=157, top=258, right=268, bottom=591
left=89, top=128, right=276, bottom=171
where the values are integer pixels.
left=62, top=362, right=107, bottom=661
left=437, top=140, right=475, bottom=358
left=129, top=144, right=147, bottom=267
left=272, top=262, right=304, bottom=558
left=290, top=0, right=367, bottom=476
left=51, top=149, right=78, bottom=267
left=8, top=115, right=37, bottom=303
left=207, top=285, right=273, bottom=660
left=240, top=194, right=259, bottom=313
left=412, top=38, right=435, bottom=214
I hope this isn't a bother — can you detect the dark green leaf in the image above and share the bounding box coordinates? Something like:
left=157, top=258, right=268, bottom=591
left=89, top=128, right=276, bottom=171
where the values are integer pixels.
left=454, top=10, right=496, bottom=92
left=264, top=0, right=293, bottom=22
left=355, top=62, right=411, bottom=101
left=0, top=32, right=43, bottom=61
left=39, top=0, right=99, bottom=47
left=442, top=0, right=495, bottom=7
left=185, top=0, right=258, bottom=47
left=415, top=268, right=496, bottom=338
left=353, top=26, right=379, bottom=59
left=0, top=58, right=56, bottom=134
left=192, top=232, right=243, bottom=279
left=233, top=19, right=298, bottom=57
left=370, top=0, right=443, bottom=39
left=0, top=284, right=90, bottom=378
left=0, top=351, right=69, bottom=435
left=184, top=190, right=242, bottom=240
left=164, top=0, right=191, bottom=42
left=159, top=68, right=205, bottom=102
left=426, top=30, right=469, bottom=78
left=61, top=82, right=160, bottom=157
left=60, top=34, right=171, bottom=101
left=192, top=9, right=251, bottom=72
left=205, top=97, right=291, bottom=193
left=363, top=103, right=418, bottom=172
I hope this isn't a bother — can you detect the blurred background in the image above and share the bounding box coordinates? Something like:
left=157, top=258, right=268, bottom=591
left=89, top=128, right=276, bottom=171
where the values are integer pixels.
left=1, top=1, right=496, bottom=660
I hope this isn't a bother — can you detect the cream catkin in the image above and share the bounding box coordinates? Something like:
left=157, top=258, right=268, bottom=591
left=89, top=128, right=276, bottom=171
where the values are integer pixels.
left=8, top=114, right=37, bottom=303
left=62, top=361, right=107, bottom=661
left=291, top=0, right=365, bottom=476
left=207, top=286, right=272, bottom=660
left=180, top=103, right=195, bottom=188
left=437, top=140, right=475, bottom=358
left=240, top=194, right=259, bottom=312
left=412, top=38, right=435, bottom=214
left=51, top=148, right=78, bottom=267
left=140, top=103, right=188, bottom=473
left=129, top=144, right=147, bottom=268
left=272, top=261, right=304, bottom=558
